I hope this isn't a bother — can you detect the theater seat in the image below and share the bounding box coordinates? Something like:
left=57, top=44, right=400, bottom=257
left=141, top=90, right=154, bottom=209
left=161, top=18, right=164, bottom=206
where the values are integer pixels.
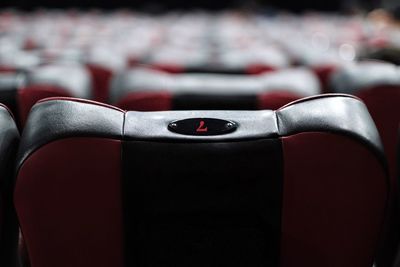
left=329, top=61, right=400, bottom=266
left=0, top=72, right=23, bottom=124
left=0, top=104, right=20, bottom=267
left=15, top=95, right=388, bottom=267
left=110, top=67, right=321, bottom=111
left=0, top=63, right=93, bottom=127
left=330, top=61, right=400, bottom=180
left=145, top=46, right=290, bottom=75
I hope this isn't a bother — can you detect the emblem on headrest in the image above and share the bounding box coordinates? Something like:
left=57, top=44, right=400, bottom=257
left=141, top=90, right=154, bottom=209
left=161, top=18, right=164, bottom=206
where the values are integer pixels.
left=168, top=118, right=237, bottom=136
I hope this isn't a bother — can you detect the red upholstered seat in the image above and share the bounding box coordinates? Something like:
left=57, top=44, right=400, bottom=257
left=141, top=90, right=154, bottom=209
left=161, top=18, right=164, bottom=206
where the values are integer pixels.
left=0, top=63, right=93, bottom=127
left=110, top=67, right=321, bottom=111
left=15, top=95, right=389, bottom=267
left=329, top=61, right=400, bottom=266
left=0, top=104, right=20, bottom=267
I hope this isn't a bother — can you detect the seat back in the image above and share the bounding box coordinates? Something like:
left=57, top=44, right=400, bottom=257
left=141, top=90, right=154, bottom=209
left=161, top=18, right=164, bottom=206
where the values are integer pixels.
left=0, top=104, right=20, bottom=267
left=144, top=45, right=289, bottom=75
left=15, top=95, right=388, bottom=267
left=330, top=61, right=400, bottom=179
left=329, top=61, right=400, bottom=266
left=18, top=63, right=92, bottom=126
left=111, top=67, right=321, bottom=111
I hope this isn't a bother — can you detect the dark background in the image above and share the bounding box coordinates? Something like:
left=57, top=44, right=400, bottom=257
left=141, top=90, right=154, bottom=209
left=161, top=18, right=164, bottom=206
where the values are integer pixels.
left=0, top=0, right=385, bottom=12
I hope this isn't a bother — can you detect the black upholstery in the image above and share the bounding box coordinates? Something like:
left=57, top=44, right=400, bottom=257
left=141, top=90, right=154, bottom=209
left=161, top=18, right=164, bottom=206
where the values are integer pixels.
left=0, top=105, right=20, bottom=267
left=123, top=139, right=283, bottom=266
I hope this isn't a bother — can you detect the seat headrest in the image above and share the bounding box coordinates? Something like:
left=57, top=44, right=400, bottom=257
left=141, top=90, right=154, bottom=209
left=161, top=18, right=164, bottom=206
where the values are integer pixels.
left=330, top=61, right=400, bottom=94
left=110, top=67, right=321, bottom=103
left=25, top=64, right=92, bottom=99
left=17, top=94, right=383, bottom=168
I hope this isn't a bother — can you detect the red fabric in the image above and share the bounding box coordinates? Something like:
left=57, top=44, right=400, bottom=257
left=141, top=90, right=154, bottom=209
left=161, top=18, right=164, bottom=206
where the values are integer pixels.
left=17, top=85, right=72, bottom=126
left=115, top=91, right=172, bottom=111
left=0, top=66, right=16, bottom=73
left=149, top=64, right=185, bottom=74
left=355, top=86, right=400, bottom=186
left=356, top=86, right=400, bottom=266
left=281, top=132, right=387, bottom=267
left=127, top=57, right=141, bottom=67
left=246, top=64, right=276, bottom=75
left=23, top=39, right=38, bottom=51
left=14, top=138, right=124, bottom=267
left=86, top=64, right=114, bottom=103
left=312, top=65, right=338, bottom=93
left=257, top=91, right=302, bottom=110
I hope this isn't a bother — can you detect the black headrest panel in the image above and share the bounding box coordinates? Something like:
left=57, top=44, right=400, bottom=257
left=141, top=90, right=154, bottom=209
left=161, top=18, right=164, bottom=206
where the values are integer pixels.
left=16, top=94, right=384, bottom=168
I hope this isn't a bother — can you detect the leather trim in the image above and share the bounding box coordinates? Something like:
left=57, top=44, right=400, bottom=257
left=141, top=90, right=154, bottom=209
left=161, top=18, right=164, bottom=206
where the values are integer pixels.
left=276, top=94, right=384, bottom=163
left=124, top=110, right=278, bottom=142
left=124, top=95, right=383, bottom=156
left=37, top=97, right=125, bottom=112
left=0, top=105, right=20, bottom=267
left=16, top=99, right=124, bottom=169
left=0, top=107, right=19, bottom=155
left=16, top=95, right=385, bottom=174
left=0, top=104, right=14, bottom=119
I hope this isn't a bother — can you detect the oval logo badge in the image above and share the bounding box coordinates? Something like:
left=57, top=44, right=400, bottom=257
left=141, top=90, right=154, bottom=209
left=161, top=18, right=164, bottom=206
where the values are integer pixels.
left=168, top=118, right=237, bottom=136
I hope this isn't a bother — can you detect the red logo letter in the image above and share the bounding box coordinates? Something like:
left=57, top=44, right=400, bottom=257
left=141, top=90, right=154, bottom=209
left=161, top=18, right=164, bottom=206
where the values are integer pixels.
left=196, top=120, right=208, bottom=132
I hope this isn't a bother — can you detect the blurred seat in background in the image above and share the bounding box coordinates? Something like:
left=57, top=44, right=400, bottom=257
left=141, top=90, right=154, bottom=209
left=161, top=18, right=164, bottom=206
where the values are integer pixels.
left=0, top=63, right=93, bottom=127
left=110, top=67, right=321, bottom=111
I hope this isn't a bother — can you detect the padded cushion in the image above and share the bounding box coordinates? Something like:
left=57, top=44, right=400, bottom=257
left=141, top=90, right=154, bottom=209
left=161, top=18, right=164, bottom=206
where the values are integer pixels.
left=0, top=104, right=20, bottom=267
left=15, top=95, right=388, bottom=267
